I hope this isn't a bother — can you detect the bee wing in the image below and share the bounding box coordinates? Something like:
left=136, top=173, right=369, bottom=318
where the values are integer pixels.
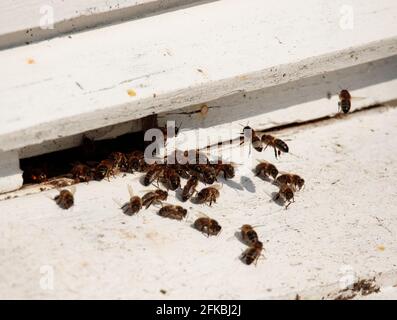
left=350, top=96, right=366, bottom=101
left=113, top=198, right=123, bottom=208
left=127, top=185, right=134, bottom=197
left=196, top=211, right=210, bottom=219
left=69, top=185, right=76, bottom=195
left=213, top=183, right=224, bottom=190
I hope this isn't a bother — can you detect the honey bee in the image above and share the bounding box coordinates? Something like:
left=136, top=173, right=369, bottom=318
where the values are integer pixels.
left=241, top=241, right=264, bottom=265
left=240, top=224, right=259, bottom=246
left=261, top=134, right=289, bottom=158
left=141, top=189, right=168, bottom=209
left=181, top=175, right=199, bottom=202
left=162, top=166, right=181, bottom=190
left=54, top=186, right=76, bottom=210
left=174, top=164, right=191, bottom=179
left=255, top=160, right=278, bottom=179
left=71, top=163, right=93, bottom=183
left=109, top=151, right=128, bottom=172
left=274, top=184, right=295, bottom=209
left=241, top=126, right=263, bottom=152
left=95, top=159, right=116, bottom=181
left=143, top=164, right=164, bottom=186
left=189, top=164, right=216, bottom=185
left=275, top=173, right=305, bottom=190
left=159, top=122, right=182, bottom=143
left=24, top=167, right=48, bottom=184
left=213, top=162, right=236, bottom=180
left=158, top=204, right=187, bottom=220
left=193, top=215, right=222, bottom=236
left=338, top=89, right=351, bottom=114
left=126, top=150, right=146, bottom=172
left=196, top=185, right=221, bottom=206
left=121, top=185, right=142, bottom=215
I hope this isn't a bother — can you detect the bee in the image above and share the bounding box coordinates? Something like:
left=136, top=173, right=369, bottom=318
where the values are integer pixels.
left=141, top=189, right=168, bottom=209
left=201, top=165, right=217, bottom=184
left=241, top=126, right=263, bottom=152
left=275, top=173, right=305, bottom=190
left=213, top=162, right=236, bottom=180
left=158, top=204, right=187, bottom=220
left=159, top=122, right=182, bottom=143
left=126, top=150, right=146, bottom=172
left=255, top=160, right=278, bottom=179
left=196, top=185, right=221, bottom=206
left=121, top=185, right=142, bottom=215
left=261, top=134, right=289, bottom=158
left=70, top=163, right=93, bottom=183
left=95, top=159, right=116, bottom=181
left=274, top=184, right=295, bottom=209
left=174, top=164, right=191, bottom=179
left=241, top=241, right=264, bottom=265
left=109, top=152, right=128, bottom=172
left=54, top=186, right=76, bottom=210
left=193, top=215, right=222, bottom=236
left=240, top=224, right=259, bottom=246
left=162, top=166, right=181, bottom=190
left=143, top=164, right=164, bottom=186
left=338, top=89, right=351, bottom=114
left=24, top=167, right=48, bottom=184
left=181, top=175, right=199, bottom=202
left=189, top=164, right=217, bottom=185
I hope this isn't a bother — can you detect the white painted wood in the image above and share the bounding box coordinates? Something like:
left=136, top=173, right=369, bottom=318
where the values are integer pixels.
left=1, top=106, right=396, bottom=299
left=0, top=151, right=23, bottom=193
left=0, top=0, right=203, bottom=49
left=0, top=0, right=396, bottom=155
left=159, top=55, right=397, bottom=150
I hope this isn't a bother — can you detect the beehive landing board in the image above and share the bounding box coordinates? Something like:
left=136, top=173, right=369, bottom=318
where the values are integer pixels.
left=1, top=0, right=396, bottom=152
left=1, top=105, right=396, bottom=299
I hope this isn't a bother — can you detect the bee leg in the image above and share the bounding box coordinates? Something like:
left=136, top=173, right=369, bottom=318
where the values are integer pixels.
left=145, top=199, right=154, bottom=209
left=273, top=193, right=280, bottom=201
left=274, top=147, right=278, bottom=159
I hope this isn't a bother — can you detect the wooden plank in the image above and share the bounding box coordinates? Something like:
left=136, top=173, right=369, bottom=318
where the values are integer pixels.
left=0, top=0, right=203, bottom=49
left=158, top=55, right=397, bottom=150
left=0, top=0, right=396, bottom=154
left=1, top=105, right=396, bottom=299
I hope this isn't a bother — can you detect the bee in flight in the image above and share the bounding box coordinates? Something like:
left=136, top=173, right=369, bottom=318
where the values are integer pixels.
left=261, top=134, right=289, bottom=159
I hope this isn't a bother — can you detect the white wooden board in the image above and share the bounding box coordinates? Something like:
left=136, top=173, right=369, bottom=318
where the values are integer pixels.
left=0, top=0, right=396, bottom=154
left=1, top=105, right=396, bottom=299
left=0, top=0, right=202, bottom=49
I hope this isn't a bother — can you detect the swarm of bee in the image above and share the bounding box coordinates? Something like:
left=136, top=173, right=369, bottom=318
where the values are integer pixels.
left=24, top=121, right=309, bottom=267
